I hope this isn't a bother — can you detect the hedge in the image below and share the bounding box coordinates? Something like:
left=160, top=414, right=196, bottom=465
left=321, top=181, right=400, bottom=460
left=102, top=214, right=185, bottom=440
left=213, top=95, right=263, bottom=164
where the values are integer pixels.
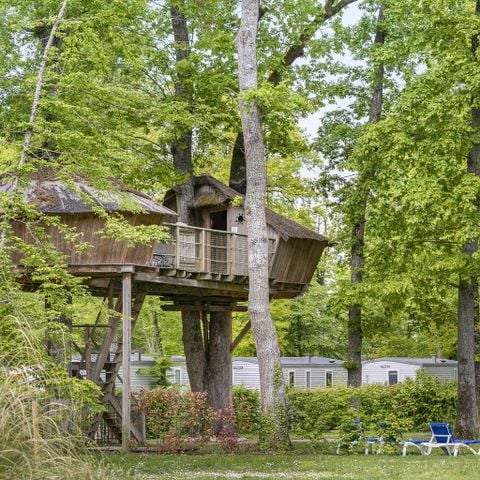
left=287, top=372, right=457, bottom=438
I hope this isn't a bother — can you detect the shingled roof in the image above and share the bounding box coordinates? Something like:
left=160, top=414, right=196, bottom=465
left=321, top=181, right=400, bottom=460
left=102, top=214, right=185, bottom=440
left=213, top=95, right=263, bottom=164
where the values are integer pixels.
left=0, top=170, right=177, bottom=219
left=165, top=175, right=328, bottom=242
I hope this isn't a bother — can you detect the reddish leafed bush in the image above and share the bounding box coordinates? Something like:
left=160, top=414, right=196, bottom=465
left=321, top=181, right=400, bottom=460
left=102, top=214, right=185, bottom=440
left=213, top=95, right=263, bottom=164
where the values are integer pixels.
left=136, top=388, right=214, bottom=451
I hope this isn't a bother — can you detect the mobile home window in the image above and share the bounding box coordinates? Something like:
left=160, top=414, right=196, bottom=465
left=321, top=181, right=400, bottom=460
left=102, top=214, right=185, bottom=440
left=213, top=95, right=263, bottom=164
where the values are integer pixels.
left=388, top=370, right=398, bottom=385
left=325, top=370, right=333, bottom=388
left=305, top=370, right=311, bottom=389
left=288, top=371, right=295, bottom=388
left=174, top=368, right=181, bottom=385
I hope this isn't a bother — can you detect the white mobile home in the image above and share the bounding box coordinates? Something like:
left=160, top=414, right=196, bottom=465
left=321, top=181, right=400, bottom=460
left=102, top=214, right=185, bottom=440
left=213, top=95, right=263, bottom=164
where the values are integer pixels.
left=223, top=356, right=348, bottom=390
left=362, top=357, right=457, bottom=385
left=169, top=355, right=348, bottom=390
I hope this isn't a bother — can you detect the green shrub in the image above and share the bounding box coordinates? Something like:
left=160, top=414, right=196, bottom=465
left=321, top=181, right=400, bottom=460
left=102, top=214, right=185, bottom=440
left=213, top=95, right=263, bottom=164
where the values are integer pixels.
left=288, top=374, right=457, bottom=438
left=232, top=385, right=261, bottom=435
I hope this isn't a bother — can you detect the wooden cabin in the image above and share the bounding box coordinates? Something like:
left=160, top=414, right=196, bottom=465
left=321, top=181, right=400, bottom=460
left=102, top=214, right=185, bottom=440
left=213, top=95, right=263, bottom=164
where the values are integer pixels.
left=161, top=175, right=328, bottom=299
left=3, top=170, right=177, bottom=267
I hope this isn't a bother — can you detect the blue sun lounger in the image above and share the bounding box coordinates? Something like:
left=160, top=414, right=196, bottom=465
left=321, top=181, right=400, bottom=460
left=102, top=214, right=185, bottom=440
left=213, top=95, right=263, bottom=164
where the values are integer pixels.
left=421, top=422, right=480, bottom=456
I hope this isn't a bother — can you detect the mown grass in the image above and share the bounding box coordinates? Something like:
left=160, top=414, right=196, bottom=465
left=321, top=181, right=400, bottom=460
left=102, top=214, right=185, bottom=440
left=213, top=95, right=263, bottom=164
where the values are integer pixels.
left=104, top=444, right=480, bottom=480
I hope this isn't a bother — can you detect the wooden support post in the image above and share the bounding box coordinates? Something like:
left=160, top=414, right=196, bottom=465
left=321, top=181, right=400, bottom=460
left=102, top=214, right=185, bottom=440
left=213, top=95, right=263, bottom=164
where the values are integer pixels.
left=122, top=271, right=132, bottom=452
left=84, top=326, right=92, bottom=380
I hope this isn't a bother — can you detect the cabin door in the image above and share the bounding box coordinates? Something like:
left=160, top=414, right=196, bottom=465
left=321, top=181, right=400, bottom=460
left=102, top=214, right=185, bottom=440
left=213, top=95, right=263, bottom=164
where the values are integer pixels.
left=209, top=210, right=228, bottom=274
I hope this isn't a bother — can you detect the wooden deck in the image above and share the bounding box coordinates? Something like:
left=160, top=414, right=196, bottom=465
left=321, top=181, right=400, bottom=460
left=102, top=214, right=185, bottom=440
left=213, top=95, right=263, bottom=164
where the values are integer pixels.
left=69, top=263, right=306, bottom=304
left=17, top=223, right=307, bottom=303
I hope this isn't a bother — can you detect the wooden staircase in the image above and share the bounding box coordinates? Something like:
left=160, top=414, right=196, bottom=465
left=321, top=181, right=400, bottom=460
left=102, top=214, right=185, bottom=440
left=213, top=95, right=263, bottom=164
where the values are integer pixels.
left=86, top=343, right=144, bottom=443
left=72, top=289, right=146, bottom=444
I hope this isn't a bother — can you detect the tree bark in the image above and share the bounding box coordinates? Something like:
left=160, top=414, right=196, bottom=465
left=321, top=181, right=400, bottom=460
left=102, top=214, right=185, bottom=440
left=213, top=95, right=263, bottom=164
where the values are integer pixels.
left=181, top=311, right=206, bottom=391
left=237, top=0, right=288, bottom=448
left=347, top=6, right=384, bottom=387
left=204, top=312, right=232, bottom=410
left=456, top=3, right=480, bottom=435
left=169, top=6, right=234, bottom=409
left=456, top=276, right=479, bottom=437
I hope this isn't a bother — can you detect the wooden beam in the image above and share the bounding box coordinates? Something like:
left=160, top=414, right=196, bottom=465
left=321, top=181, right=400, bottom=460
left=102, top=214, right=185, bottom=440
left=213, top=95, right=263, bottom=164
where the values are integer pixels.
left=92, top=295, right=122, bottom=383
left=135, top=271, right=250, bottom=293
left=161, top=304, right=248, bottom=312
left=121, top=272, right=132, bottom=452
left=230, top=320, right=251, bottom=353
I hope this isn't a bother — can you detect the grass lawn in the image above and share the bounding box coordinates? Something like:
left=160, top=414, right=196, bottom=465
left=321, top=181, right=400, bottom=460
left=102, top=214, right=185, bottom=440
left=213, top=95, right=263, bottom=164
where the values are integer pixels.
left=103, top=445, right=480, bottom=480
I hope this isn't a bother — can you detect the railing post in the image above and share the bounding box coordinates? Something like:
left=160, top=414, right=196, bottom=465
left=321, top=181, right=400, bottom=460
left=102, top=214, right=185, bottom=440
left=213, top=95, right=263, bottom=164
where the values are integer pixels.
left=175, top=224, right=180, bottom=269
left=199, top=229, right=206, bottom=272
left=230, top=233, right=236, bottom=275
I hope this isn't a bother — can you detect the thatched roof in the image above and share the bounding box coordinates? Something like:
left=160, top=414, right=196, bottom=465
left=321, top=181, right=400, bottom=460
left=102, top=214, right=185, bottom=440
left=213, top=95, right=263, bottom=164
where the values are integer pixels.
left=165, top=175, right=328, bottom=243
left=0, top=171, right=177, bottom=220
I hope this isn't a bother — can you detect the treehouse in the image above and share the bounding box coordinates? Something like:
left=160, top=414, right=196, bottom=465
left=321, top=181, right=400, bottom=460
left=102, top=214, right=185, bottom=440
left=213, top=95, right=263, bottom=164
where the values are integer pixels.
left=160, top=175, right=328, bottom=300
left=2, top=171, right=328, bottom=448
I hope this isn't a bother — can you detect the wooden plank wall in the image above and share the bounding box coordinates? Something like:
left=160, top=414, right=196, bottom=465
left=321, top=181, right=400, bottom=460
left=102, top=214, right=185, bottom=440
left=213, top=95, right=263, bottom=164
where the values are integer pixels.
left=270, top=239, right=326, bottom=284
left=11, top=212, right=163, bottom=266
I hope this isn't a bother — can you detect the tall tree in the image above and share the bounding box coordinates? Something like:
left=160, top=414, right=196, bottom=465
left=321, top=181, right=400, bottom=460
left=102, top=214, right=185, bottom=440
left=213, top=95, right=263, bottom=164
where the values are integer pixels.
left=456, top=0, right=480, bottom=438
left=237, top=0, right=288, bottom=449
left=169, top=2, right=233, bottom=409
left=229, top=0, right=359, bottom=189
left=347, top=5, right=385, bottom=387
left=169, top=3, right=207, bottom=394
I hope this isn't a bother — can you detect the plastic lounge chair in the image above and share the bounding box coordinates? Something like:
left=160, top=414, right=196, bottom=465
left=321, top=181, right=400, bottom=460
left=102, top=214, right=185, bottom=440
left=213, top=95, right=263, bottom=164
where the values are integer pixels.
left=402, top=438, right=426, bottom=456
left=421, top=422, right=480, bottom=456
left=336, top=421, right=381, bottom=455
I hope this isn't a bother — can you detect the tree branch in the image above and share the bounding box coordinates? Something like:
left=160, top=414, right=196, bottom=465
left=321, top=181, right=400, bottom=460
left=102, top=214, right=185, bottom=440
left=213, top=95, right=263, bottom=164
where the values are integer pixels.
left=19, top=0, right=68, bottom=170
left=267, top=0, right=359, bottom=85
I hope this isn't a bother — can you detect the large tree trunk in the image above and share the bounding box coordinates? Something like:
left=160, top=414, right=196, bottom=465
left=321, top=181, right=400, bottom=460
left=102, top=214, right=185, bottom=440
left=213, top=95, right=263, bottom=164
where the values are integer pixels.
left=456, top=276, right=479, bottom=437
left=456, top=3, right=480, bottom=435
left=204, top=312, right=232, bottom=410
left=169, top=5, right=206, bottom=392
left=347, top=6, right=385, bottom=387
left=237, top=0, right=288, bottom=449
left=169, top=5, right=231, bottom=407
left=181, top=311, right=206, bottom=391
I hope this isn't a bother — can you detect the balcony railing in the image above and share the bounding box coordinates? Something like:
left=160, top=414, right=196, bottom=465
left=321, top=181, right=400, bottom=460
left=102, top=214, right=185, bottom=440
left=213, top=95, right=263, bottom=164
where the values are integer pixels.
left=152, top=224, right=276, bottom=277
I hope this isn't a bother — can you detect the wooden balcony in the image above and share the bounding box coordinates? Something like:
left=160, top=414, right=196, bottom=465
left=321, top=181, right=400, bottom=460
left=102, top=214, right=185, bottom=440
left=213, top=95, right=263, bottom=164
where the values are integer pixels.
left=152, top=224, right=276, bottom=277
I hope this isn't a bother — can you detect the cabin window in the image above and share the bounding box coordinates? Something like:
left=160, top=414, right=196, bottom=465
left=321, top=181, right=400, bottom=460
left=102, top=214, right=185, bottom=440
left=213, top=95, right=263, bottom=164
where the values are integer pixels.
left=388, top=370, right=398, bottom=385
left=288, top=371, right=295, bottom=388
left=305, top=370, right=311, bottom=389
left=174, top=368, right=181, bottom=385
left=325, top=370, right=333, bottom=388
